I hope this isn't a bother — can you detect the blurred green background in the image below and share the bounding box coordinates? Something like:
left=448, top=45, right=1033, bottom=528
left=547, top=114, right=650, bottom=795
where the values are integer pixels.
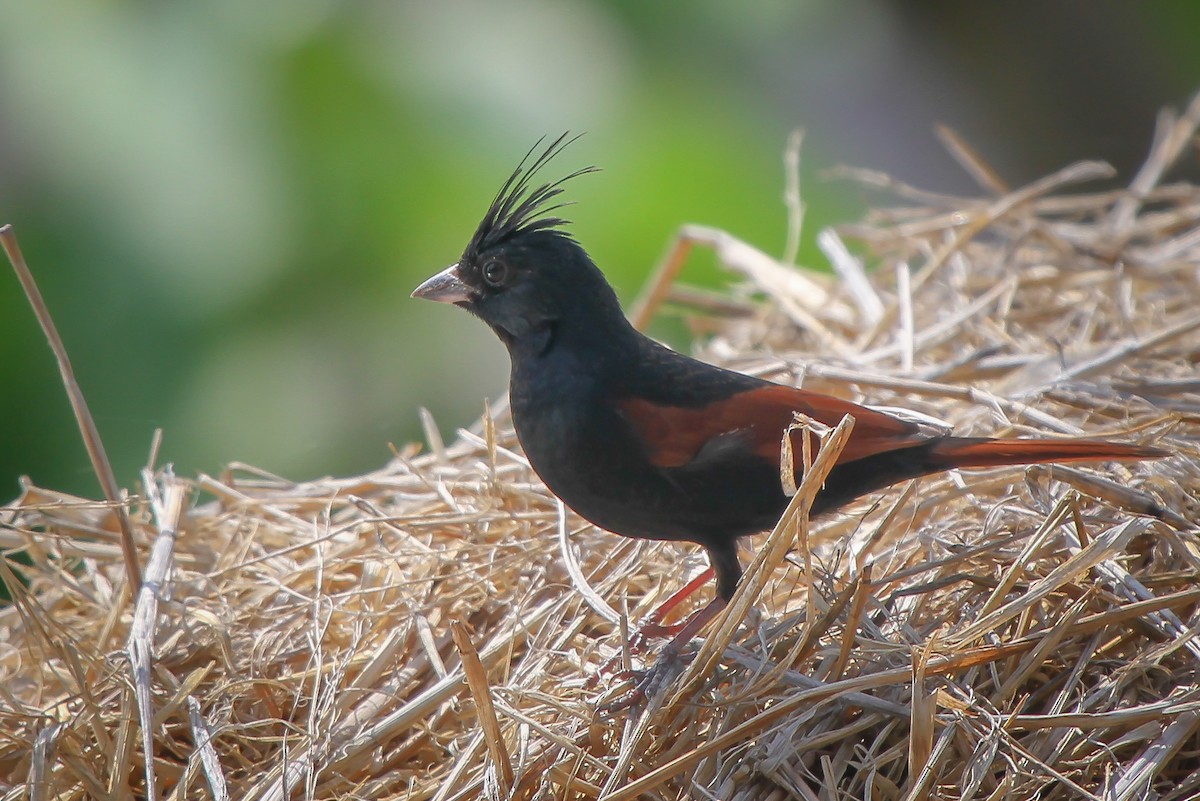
left=2, top=1, right=1198, bottom=499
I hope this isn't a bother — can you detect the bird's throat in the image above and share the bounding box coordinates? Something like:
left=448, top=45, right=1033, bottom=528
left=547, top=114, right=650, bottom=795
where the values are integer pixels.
left=496, top=319, right=556, bottom=359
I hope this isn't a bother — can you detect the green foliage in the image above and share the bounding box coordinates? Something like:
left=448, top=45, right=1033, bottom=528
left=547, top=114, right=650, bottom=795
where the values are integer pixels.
left=1, top=1, right=1195, bottom=496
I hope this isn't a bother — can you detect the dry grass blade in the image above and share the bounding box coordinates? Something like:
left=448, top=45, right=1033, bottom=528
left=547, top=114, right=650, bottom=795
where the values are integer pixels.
left=3, top=104, right=1199, bottom=800
left=452, top=619, right=515, bottom=796
left=126, top=469, right=185, bottom=801
left=1109, top=88, right=1200, bottom=233
left=1, top=223, right=142, bottom=593
left=935, top=122, right=1010, bottom=195
left=1108, top=711, right=1200, bottom=801
left=187, top=696, right=230, bottom=801
left=907, top=641, right=936, bottom=790
left=818, top=228, right=883, bottom=323
left=782, top=127, right=806, bottom=265
left=558, top=499, right=620, bottom=626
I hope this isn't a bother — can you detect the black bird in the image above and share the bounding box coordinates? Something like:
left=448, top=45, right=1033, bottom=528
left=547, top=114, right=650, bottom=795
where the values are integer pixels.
left=413, top=135, right=1166, bottom=657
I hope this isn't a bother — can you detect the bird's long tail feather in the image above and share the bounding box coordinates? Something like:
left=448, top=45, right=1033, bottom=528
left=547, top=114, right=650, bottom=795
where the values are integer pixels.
left=814, top=436, right=1164, bottom=516
left=925, top=437, right=1168, bottom=470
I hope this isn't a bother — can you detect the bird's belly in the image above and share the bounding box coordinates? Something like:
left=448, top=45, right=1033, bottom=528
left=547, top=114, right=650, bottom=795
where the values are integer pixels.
left=512, top=396, right=787, bottom=545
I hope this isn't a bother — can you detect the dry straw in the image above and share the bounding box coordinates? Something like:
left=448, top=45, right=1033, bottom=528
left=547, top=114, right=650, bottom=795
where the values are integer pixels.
left=4, top=98, right=1200, bottom=800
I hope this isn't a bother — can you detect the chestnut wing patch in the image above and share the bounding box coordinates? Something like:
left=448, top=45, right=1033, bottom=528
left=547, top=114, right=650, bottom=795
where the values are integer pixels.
left=618, top=385, right=927, bottom=471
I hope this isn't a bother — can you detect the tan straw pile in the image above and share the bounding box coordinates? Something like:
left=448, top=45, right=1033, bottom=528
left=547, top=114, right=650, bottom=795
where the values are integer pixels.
left=3, top=98, right=1199, bottom=800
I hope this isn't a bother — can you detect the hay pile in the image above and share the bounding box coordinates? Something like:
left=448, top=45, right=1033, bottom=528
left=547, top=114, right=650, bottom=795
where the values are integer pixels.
left=3, top=103, right=1200, bottom=801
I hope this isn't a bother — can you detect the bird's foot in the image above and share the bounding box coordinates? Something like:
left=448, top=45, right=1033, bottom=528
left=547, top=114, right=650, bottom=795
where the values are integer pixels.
left=587, top=568, right=718, bottom=688
left=595, top=645, right=691, bottom=715
left=588, top=594, right=724, bottom=695
left=587, top=618, right=689, bottom=689
left=589, top=596, right=728, bottom=709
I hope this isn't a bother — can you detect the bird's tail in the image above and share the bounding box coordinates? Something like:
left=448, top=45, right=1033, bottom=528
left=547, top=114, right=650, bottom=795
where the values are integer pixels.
left=924, top=437, right=1168, bottom=471
left=812, top=435, right=1166, bottom=516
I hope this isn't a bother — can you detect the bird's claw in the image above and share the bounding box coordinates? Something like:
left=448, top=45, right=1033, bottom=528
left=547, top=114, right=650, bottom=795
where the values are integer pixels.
left=596, top=651, right=688, bottom=715
left=586, top=615, right=689, bottom=689
left=587, top=647, right=639, bottom=691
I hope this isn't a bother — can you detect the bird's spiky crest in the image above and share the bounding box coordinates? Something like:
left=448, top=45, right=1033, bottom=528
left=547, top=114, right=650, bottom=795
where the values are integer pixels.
left=463, top=133, right=598, bottom=263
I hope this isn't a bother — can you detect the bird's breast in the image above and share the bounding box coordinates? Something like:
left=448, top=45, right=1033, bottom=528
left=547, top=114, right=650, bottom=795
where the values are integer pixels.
left=508, top=372, right=785, bottom=545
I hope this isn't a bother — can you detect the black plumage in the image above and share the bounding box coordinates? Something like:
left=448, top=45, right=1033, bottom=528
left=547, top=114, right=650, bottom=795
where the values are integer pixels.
left=413, top=135, right=1167, bottom=648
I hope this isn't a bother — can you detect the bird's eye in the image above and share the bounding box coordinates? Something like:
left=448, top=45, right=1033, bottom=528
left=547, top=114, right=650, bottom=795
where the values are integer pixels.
left=482, top=260, right=509, bottom=287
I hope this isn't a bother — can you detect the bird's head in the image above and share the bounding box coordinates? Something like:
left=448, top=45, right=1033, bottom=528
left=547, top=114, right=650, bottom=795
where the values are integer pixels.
left=412, top=135, right=629, bottom=357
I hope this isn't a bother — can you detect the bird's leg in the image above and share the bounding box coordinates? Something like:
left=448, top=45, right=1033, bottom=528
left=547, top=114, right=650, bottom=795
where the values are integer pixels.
left=630, top=538, right=739, bottom=648
left=632, top=542, right=738, bottom=669
left=618, top=541, right=740, bottom=658
left=629, top=566, right=715, bottom=644
left=650, top=593, right=727, bottom=658
left=592, top=542, right=742, bottom=710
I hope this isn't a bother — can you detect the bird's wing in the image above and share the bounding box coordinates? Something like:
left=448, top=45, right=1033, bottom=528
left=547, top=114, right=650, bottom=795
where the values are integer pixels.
left=617, top=384, right=928, bottom=469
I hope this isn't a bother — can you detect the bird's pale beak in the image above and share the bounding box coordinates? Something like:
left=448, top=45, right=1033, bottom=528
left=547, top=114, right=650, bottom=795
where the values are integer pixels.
left=412, top=264, right=472, bottom=304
